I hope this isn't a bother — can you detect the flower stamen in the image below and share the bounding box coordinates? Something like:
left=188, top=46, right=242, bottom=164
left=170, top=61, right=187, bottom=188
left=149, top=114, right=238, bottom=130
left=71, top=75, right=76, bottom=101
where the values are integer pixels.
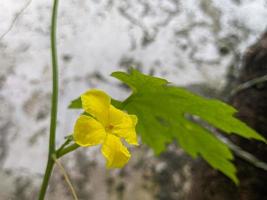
left=105, top=124, right=114, bottom=132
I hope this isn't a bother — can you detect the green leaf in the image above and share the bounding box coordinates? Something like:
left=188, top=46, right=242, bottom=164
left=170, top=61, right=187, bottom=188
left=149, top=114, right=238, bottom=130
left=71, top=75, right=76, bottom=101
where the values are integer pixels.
left=110, top=69, right=265, bottom=184
left=68, top=97, right=82, bottom=109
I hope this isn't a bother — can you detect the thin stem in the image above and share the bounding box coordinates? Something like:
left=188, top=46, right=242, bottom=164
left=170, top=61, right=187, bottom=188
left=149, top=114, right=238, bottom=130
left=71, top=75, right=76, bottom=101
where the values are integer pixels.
left=38, top=158, right=55, bottom=200
left=56, top=143, right=80, bottom=158
left=231, top=74, right=267, bottom=96
left=52, top=155, right=79, bottom=200
left=57, top=137, right=72, bottom=153
left=219, top=135, right=267, bottom=171
left=38, top=0, right=60, bottom=199
left=49, top=0, right=60, bottom=156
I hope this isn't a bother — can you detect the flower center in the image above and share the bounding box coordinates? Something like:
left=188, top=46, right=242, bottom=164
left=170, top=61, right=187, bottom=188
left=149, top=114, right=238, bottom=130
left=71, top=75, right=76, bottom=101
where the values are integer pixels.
left=105, top=124, right=114, bottom=132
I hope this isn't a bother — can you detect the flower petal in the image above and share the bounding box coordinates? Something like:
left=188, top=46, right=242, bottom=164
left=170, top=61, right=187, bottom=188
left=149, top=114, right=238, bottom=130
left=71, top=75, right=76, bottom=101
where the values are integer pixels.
left=109, top=105, right=138, bottom=145
left=126, top=115, right=138, bottom=145
left=73, top=115, right=106, bottom=147
left=109, top=105, right=127, bottom=125
left=101, top=134, right=131, bottom=168
left=81, top=89, right=110, bottom=126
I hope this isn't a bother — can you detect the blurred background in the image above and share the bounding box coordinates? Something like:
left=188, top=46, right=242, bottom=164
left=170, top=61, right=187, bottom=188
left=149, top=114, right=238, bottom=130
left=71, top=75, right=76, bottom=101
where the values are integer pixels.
left=0, top=0, right=267, bottom=199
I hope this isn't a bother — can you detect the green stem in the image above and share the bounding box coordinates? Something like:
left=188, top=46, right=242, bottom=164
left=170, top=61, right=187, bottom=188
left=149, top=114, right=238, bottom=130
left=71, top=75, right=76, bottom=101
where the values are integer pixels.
left=57, top=137, right=72, bottom=153
left=38, top=157, right=55, bottom=200
left=38, top=0, right=60, bottom=199
left=56, top=143, right=80, bottom=158
left=49, top=0, right=59, bottom=156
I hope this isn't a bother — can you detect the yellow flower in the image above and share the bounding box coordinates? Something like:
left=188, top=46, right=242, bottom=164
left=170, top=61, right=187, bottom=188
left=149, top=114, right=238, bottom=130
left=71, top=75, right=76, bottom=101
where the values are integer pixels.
left=73, top=89, right=138, bottom=168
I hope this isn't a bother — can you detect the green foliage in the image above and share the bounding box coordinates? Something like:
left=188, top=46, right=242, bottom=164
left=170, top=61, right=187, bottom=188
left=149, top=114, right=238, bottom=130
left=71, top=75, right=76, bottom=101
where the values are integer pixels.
left=69, top=97, right=82, bottom=109
left=69, top=69, right=265, bottom=184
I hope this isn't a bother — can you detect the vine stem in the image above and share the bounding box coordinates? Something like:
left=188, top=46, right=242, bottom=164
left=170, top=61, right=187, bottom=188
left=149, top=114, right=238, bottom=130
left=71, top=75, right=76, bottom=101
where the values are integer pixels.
left=52, top=155, right=79, bottom=200
left=230, top=74, right=267, bottom=96
left=56, top=143, right=80, bottom=158
left=38, top=0, right=60, bottom=199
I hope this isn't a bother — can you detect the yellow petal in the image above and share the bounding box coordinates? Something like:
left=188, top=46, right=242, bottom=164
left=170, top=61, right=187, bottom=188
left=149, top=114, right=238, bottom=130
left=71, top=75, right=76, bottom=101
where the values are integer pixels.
left=109, top=105, right=138, bottom=145
left=109, top=105, right=127, bottom=126
left=81, top=89, right=110, bottom=126
left=126, top=115, right=138, bottom=145
left=73, top=115, right=106, bottom=147
left=101, top=134, right=131, bottom=168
